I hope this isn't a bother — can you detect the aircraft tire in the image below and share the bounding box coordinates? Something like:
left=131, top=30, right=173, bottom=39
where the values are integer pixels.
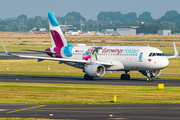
left=84, top=74, right=89, bottom=80
left=126, top=74, right=130, bottom=80
left=89, top=77, right=94, bottom=80
left=121, top=74, right=126, bottom=80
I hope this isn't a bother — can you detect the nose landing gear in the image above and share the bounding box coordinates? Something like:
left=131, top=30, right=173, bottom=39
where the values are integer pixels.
left=146, top=70, right=152, bottom=82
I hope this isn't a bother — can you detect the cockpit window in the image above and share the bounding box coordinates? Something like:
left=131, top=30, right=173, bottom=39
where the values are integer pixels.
left=152, top=53, right=156, bottom=56
left=148, top=53, right=152, bottom=56
left=156, top=53, right=162, bottom=56
left=148, top=53, right=165, bottom=57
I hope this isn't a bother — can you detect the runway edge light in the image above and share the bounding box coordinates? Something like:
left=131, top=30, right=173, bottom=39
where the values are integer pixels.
left=158, top=84, right=164, bottom=90
left=109, top=113, right=113, bottom=117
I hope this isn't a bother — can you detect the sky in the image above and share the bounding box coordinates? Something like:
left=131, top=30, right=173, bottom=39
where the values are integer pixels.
left=1, top=0, right=180, bottom=20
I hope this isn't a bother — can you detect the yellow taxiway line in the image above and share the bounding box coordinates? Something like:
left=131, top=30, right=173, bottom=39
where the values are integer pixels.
left=6, top=105, right=46, bottom=113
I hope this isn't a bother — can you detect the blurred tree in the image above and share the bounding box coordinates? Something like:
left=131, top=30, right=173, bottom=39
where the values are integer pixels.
left=138, top=11, right=153, bottom=22
left=149, top=25, right=161, bottom=34
left=35, top=20, right=43, bottom=30
left=97, top=11, right=122, bottom=21
left=34, top=16, right=42, bottom=22
left=160, top=21, right=176, bottom=30
left=16, top=14, right=27, bottom=23
left=0, top=21, right=7, bottom=26
left=0, top=21, right=7, bottom=31
left=158, top=10, right=180, bottom=22
left=65, top=11, right=86, bottom=22
left=26, top=18, right=36, bottom=31
left=125, top=12, right=137, bottom=22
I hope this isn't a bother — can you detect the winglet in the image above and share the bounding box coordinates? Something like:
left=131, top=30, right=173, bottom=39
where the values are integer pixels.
left=173, top=42, right=179, bottom=57
left=167, top=42, right=179, bottom=59
left=1, top=41, right=11, bottom=55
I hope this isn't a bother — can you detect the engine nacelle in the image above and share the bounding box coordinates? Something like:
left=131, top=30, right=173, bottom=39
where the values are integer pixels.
left=140, top=70, right=161, bottom=77
left=84, top=64, right=105, bottom=77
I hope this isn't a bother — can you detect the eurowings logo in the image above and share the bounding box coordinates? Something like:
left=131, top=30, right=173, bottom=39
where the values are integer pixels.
left=102, top=48, right=139, bottom=54
left=138, top=52, right=143, bottom=62
left=123, top=49, right=139, bottom=53
left=102, top=48, right=124, bottom=54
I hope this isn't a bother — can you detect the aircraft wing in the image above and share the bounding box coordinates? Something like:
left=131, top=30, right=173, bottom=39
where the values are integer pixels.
left=20, top=49, right=56, bottom=54
left=1, top=41, right=112, bottom=66
left=167, top=42, right=179, bottom=59
left=17, top=55, right=112, bottom=65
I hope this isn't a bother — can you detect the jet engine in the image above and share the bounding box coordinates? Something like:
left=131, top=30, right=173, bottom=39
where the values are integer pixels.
left=140, top=70, right=161, bottom=77
left=83, top=64, right=105, bottom=77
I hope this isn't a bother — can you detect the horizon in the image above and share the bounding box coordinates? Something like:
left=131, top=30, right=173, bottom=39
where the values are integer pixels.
left=0, top=0, right=180, bottom=20
left=2, top=10, right=180, bottom=21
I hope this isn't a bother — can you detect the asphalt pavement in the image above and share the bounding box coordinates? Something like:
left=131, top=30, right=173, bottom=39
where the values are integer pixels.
left=1, top=104, right=180, bottom=120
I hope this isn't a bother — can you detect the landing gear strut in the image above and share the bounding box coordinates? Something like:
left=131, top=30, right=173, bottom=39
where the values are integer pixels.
left=84, top=74, right=94, bottom=80
left=120, top=71, right=130, bottom=80
left=146, top=70, right=152, bottom=82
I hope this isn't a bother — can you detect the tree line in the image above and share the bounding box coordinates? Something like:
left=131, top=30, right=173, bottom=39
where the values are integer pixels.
left=1, top=10, right=180, bottom=34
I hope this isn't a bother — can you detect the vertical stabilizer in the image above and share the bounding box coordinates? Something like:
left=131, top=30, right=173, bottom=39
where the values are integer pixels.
left=48, top=12, right=68, bottom=48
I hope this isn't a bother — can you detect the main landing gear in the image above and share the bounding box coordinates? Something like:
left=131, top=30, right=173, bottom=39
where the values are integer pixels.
left=84, top=74, right=94, bottom=80
left=121, top=71, right=130, bottom=80
left=146, top=70, right=152, bottom=82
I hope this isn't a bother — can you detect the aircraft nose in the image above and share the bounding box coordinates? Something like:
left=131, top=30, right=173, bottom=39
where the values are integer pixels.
left=160, top=58, right=169, bottom=68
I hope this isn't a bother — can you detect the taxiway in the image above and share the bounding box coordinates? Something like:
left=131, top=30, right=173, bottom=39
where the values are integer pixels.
left=0, top=74, right=180, bottom=86
left=1, top=104, right=180, bottom=120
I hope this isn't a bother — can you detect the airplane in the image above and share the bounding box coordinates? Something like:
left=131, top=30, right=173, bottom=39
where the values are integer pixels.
left=1, top=12, right=179, bottom=82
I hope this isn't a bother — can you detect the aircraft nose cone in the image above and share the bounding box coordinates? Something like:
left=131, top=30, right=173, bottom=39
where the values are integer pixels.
left=161, top=58, right=169, bottom=68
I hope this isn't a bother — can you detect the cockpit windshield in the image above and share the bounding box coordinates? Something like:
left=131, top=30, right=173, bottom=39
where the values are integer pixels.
left=148, top=53, right=165, bottom=57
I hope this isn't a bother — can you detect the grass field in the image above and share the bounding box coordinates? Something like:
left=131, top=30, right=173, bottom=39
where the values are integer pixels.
left=0, top=34, right=180, bottom=54
left=0, top=33, right=180, bottom=106
left=0, top=58, right=179, bottom=79
left=0, top=82, right=180, bottom=104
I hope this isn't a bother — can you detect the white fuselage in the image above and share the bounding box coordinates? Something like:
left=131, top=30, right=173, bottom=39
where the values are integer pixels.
left=60, top=45, right=169, bottom=71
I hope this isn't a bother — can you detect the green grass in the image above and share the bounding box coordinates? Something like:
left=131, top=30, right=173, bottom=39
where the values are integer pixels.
left=0, top=59, right=180, bottom=80
left=0, top=82, right=180, bottom=104
left=1, top=35, right=180, bottom=54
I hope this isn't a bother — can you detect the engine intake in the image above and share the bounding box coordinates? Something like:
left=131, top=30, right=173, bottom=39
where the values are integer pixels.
left=151, top=70, right=161, bottom=77
left=140, top=69, right=161, bottom=77
left=84, top=64, right=105, bottom=77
